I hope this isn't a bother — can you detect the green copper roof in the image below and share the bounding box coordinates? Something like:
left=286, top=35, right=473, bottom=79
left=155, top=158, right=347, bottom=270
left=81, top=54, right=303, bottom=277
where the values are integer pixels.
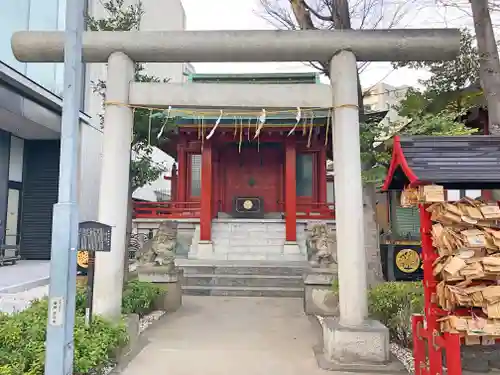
left=189, top=72, right=320, bottom=84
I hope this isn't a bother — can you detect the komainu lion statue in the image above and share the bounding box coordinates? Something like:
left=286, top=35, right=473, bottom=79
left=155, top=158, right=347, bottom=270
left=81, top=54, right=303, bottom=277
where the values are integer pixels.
left=136, top=221, right=177, bottom=272
left=306, top=223, right=337, bottom=268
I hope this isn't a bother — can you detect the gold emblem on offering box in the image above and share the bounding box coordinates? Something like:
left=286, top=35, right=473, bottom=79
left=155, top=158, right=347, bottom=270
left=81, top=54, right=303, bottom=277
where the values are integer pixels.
left=243, top=200, right=253, bottom=210
left=396, top=248, right=421, bottom=273
left=77, top=250, right=89, bottom=268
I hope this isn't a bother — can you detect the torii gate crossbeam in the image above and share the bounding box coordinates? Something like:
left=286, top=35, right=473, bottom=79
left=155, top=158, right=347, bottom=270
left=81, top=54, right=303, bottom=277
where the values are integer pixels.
left=12, top=28, right=460, bottom=372
left=12, top=29, right=459, bottom=63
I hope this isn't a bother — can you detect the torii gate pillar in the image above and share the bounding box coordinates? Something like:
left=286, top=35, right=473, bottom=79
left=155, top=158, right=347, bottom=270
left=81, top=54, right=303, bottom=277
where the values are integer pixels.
left=325, top=51, right=398, bottom=370
left=93, top=52, right=135, bottom=320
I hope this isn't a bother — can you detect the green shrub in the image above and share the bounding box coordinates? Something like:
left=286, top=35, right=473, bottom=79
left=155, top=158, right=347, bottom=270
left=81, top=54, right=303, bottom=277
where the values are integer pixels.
left=75, top=280, right=163, bottom=317
left=121, top=280, right=163, bottom=317
left=0, top=280, right=162, bottom=374
left=368, top=281, right=423, bottom=348
left=0, top=298, right=128, bottom=375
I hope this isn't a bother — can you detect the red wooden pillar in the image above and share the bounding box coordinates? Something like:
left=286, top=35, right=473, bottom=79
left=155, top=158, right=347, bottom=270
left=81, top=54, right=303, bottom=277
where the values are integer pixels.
left=285, top=139, right=297, bottom=242
left=176, top=141, right=187, bottom=203
left=200, top=141, right=213, bottom=241
left=318, top=148, right=327, bottom=204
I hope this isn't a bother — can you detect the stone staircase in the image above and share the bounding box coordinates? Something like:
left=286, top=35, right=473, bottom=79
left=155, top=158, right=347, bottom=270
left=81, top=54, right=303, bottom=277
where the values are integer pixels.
left=176, top=259, right=309, bottom=297
left=189, top=219, right=308, bottom=261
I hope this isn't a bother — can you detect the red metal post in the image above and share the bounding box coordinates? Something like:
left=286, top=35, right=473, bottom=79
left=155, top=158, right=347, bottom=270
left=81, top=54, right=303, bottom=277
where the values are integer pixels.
left=412, top=315, right=426, bottom=375
left=419, top=204, right=443, bottom=375
left=285, top=139, right=297, bottom=241
left=444, top=332, right=462, bottom=375
left=200, top=141, right=213, bottom=241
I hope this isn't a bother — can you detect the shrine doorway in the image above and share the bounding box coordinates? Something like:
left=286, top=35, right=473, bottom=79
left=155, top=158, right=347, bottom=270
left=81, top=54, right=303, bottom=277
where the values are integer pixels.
left=220, top=142, right=282, bottom=215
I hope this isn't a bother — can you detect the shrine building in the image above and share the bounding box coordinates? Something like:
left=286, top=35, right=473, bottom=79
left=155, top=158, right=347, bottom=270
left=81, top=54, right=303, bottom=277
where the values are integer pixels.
left=134, top=72, right=385, bottom=261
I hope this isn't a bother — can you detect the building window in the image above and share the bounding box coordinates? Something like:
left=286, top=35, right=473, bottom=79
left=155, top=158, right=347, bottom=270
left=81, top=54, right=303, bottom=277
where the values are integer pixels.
left=0, top=0, right=74, bottom=97
left=0, top=0, right=30, bottom=73
left=296, top=153, right=313, bottom=197
left=190, top=154, right=202, bottom=198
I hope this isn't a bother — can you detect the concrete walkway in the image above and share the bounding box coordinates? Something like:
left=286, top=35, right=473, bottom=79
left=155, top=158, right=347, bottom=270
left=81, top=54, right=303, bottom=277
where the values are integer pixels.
left=118, top=296, right=333, bottom=375
left=0, top=260, right=49, bottom=293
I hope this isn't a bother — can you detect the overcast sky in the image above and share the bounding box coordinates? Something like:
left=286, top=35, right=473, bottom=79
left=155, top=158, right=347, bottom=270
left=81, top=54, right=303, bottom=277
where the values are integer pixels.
left=180, top=0, right=476, bottom=89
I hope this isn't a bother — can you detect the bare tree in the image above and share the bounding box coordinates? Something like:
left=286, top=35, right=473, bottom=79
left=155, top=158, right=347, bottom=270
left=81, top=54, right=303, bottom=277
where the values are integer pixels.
left=258, top=0, right=419, bottom=111
left=435, top=0, right=500, bottom=133
left=259, top=0, right=418, bottom=76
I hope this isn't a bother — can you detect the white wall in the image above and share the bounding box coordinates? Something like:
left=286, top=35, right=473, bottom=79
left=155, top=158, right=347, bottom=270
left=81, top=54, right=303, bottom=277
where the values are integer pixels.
left=84, top=0, right=189, bottom=203
left=362, top=82, right=409, bottom=128
left=132, top=147, right=175, bottom=201
left=85, top=0, right=190, bottom=123
left=447, top=190, right=483, bottom=201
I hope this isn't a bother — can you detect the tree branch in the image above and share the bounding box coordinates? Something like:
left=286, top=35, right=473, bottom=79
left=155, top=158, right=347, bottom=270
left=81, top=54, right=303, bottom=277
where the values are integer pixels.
left=303, top=0, right=334, bottom=21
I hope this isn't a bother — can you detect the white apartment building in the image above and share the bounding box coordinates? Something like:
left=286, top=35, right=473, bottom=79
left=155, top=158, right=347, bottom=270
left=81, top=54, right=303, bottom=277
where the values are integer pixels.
left=363, top=82, right=410, bottom=128
left=85, top=0, right=193, bottom=202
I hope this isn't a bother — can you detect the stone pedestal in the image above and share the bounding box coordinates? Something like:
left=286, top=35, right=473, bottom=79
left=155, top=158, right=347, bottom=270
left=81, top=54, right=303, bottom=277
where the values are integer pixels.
left=283, top=241, right=301, bottom=256
left=196, top=241, right=214, bottom=259
left=137, top=266, right=183, bottom=313
left=303, top=267, right=339, bottom=317
left=314, top=316, right=406, bottom=373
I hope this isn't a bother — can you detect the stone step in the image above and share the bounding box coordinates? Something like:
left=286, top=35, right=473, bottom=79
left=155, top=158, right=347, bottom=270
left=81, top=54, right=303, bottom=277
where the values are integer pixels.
left=178, top=262, right=309, bottom=276
left=183, top=274, right=304, bottom=288
left=182, top=285, right=304, bottom=298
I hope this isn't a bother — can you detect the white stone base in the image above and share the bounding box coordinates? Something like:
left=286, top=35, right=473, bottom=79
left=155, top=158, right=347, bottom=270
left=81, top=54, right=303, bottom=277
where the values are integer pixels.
left=314, top=316, right=406, bottom=373
left=191, top=241, right=214, bottom=260
left=283, top=241, right=301, bottom=255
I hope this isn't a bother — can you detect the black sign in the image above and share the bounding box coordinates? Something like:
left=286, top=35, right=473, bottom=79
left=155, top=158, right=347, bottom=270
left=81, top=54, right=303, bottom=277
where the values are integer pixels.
left=381, top=244, right=423, bottom=282
left=78, top=221, right=112, bottom=252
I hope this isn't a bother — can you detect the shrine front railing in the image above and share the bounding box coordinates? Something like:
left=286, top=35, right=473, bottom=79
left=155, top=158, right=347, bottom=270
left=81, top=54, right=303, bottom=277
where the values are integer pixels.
left=133, top=201, right=201, bottom=219
left=296, top=202, right=335, bottom=219
left=133, top=201, right=335, bottom=220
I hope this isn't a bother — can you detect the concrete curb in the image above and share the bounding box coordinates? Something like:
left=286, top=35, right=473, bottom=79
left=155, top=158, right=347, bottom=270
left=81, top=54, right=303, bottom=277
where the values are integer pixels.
left=0, top=276, right=50, bottom=294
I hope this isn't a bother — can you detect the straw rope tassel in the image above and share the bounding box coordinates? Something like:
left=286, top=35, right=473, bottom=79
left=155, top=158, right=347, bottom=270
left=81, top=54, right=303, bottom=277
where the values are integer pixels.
left=238, top=117, right=243, bottom=153
left=302, top=112, right=308, bottom=135
left=197, top=116, right=201, bottom=139
left=233, top=116, right=238, bottom=139
left=201, top=117, right=205, bottom=150
left=247, top=119, right=251, bottom=141
left=307, top=117, right=314, bottom=148
left=131, top=108, right=136, bottom=143
left=147, top=109, right=153, bottom=146
left=287, top=107, right=301, bottom=137
left=324, top=108, right=332, bottom=146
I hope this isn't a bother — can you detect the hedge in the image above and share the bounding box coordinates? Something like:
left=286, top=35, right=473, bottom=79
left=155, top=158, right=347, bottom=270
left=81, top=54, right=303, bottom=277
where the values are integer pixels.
left=0, top=280, right=163, bottom=375
left=368, top=281, right=424, bottom=348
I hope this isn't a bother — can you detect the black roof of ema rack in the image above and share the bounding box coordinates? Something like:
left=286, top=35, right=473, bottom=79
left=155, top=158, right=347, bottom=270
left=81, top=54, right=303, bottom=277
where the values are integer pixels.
left=382, top=135, right=500, bottom=191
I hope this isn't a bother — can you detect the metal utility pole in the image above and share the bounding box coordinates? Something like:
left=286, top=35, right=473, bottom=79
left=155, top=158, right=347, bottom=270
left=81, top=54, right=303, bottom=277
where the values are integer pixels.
left=44, top=0, right=84, bottom=373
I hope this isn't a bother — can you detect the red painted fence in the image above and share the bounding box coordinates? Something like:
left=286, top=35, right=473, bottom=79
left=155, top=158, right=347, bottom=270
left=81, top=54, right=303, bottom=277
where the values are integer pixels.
left=133, top=201, right=335, bottom=219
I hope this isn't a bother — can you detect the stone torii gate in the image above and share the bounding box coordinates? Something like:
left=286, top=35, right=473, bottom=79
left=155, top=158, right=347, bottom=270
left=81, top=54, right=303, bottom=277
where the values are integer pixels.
left=13, top=28, right=459, bottom=369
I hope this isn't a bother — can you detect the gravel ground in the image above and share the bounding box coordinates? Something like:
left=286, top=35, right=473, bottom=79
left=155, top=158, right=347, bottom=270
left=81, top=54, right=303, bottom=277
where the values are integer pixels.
left=103, top=309, right=166, bottom=375
left=391, top=343, right=413, bottom=373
